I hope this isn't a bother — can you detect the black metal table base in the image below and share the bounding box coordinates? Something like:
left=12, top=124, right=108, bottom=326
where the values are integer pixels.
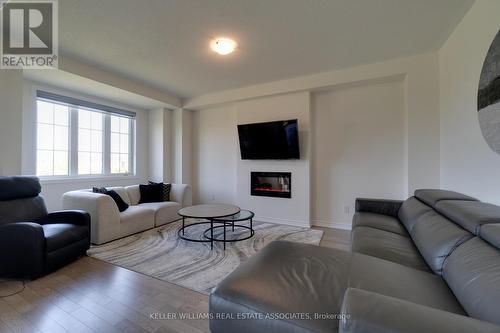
left=177, top=217, right=254, bottom=250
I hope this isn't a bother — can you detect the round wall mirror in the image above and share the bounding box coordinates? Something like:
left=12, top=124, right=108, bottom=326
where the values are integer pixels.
left=478, top=30, right=500, bottom=154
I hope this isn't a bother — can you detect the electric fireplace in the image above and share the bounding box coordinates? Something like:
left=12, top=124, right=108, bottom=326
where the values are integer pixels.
left=251, top=172, right=291, bottom=198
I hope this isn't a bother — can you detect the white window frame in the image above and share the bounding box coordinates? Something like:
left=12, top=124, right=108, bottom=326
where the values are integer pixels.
left=35, top=95, right=137, bottom=180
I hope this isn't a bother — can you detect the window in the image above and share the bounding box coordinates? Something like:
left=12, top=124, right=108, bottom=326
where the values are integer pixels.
left=36, top=100, right=69, bottom=176
left=110, top=115, right=130, bottom=174
left=78, top=110, right=103, bottom=175
left=35, top=92, right=136, bottom=178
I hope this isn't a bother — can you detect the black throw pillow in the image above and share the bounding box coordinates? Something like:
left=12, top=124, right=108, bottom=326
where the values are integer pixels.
left=105, top=190, right=129, bottom=212
left=92, top=187, right=107, bottom=194
left=148, top=181, right=172, bottom=201
left=139, top=183, right=163, bottom=203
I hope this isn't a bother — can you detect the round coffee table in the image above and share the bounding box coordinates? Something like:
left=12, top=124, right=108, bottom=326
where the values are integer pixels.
left=178, top=204, right=240, bottom=250
left=207, top=210, right=255, bottom=247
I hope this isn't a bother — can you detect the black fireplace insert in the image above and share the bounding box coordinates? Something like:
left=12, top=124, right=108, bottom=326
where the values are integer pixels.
left=251, top=172, right=291, bottom=198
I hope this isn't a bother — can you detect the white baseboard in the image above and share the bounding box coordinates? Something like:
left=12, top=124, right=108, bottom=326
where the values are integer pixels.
left=312, top=219, right=352, bottom=230
left=254, top=215, right=310, bottom=228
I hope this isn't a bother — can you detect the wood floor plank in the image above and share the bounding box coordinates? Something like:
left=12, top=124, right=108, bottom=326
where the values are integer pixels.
left=0, top=298, right=43, bottom=333
left=70, top=307, right=122, bottom=333
left=0, top=227, right=349, bottom=333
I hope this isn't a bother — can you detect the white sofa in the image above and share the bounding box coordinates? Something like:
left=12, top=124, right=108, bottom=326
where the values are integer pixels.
left=62, top=184, right=192, bottom=245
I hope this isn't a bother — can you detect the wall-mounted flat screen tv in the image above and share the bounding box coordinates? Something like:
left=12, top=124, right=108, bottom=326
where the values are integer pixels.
left=237, top=119, right=300, bottom=160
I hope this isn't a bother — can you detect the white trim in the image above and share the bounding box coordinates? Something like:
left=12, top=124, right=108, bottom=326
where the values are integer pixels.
left=253, top=215, right=310, bottom=228
left=39, top=175, right=142, bottom=185
left=312, top=219, right=352, bottom=230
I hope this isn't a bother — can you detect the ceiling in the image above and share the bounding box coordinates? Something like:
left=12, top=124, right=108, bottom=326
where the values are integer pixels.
left=58, top=0, right=474, bottom=99
left=23, top=69, right=163, bottom=110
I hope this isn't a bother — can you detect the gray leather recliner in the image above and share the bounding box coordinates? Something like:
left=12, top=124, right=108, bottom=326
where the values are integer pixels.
left=209, top=189, right=500, bottom=333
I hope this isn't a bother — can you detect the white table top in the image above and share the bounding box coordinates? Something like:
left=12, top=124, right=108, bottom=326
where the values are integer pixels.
left=178, top=204, right=241, bottom=219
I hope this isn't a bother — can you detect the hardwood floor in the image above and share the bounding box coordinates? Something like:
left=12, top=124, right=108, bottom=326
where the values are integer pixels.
left=0, top=227, right=351, bottom=333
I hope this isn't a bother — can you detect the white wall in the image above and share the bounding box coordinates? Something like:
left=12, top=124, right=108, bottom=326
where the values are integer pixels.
left=192, top=104, right=237, bottom=205
left=0, top=70, right=23, bottom=176
left=21, top=81, right=150, bottom=211
left=172, top=108, right=193, bottom=185
left=149, top=108, right=172, bottom=182
left=235, top=92, right=311, bottom=227
left=312, top=79, right=406, bottom=228
left=439, top=0, right=500, bottom=204
left=191, top=53, right=440, bottom=228
left=192, top=92, right=311, bottom=227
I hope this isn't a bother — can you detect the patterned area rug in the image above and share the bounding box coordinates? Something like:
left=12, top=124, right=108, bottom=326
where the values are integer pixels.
left=87, top=220, right=323, bottom=295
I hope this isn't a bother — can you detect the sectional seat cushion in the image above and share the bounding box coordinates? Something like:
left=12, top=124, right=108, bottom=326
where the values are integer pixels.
left=436, top=200, right=500, bottom=235
left=210, top=241, right=353, bottom=333
left=348, top=250, right=465, bottom=315
left=398, top=197, right=433, bottom=232
left=118, top=206, right=155, bottom=238
left=138, top=201, right=181, bottom=226
left=442, top=236, right=500, bottom=326
left=414, top=189, right=477, bottom=209
left=210, top=241, right=465, bottom=333
left=410, top=211, right=473, bottom=275
left=351, top=226, right=430, bottom=271
left=352, top=212, right=408, bottom=236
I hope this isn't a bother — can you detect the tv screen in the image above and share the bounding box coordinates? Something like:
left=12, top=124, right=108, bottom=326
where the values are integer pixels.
left=237, top=119, right=300, bottom=160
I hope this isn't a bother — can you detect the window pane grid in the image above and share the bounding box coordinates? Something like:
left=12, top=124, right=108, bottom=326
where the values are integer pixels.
left=35, top=98, right=134, bottom=178
left=110, top=115, right=130, bottom=174
left=36, top=100, right=69, bottom=176
left=78, top=109, right=103, bottom=175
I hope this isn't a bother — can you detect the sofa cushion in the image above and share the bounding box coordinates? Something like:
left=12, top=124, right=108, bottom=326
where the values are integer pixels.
left=398, top=197, right=433, bottom=233
left=138, top=201, right=181, bottom=226
left=442, top=237, right=500, bottom=326
left=480, top=224, right=500, bottom=249
left=414, top=189, right=477, bottom=209
left=351, top=226, right=429, bottom=271
left=125, top=185, right=140, bottom=205
left=436, top=200, right=500, bottom=236
left=43, top=223, right=89, bottom=252
left=352, top=212, right=408, bottom=236
left=106, top=190, right=129, bottom=212
left=210, top=241, right=352, bottom=333
left=105, top=187, right=130, bottom=205
left=349, top=251, right=465, bottom=314
left=410, top=211, right=473, bottom=275
left=118, top=206, right=155, bottom=238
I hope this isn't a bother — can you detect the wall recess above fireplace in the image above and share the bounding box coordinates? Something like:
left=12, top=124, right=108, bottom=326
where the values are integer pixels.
left=251, top=172, right=291, bottom=198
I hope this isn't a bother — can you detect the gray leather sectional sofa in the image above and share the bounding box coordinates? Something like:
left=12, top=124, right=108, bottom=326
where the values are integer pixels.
left=209, top=189, right=500, bottom=333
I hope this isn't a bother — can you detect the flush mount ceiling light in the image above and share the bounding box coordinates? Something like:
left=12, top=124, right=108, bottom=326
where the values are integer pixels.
left=210, top=37, right=237, bottom=55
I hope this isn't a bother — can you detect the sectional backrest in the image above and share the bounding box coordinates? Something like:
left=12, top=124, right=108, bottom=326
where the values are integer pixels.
left=398, top=190, right=478, bottom=275
left=399, top=189, right=500, bottom=325
left=442, top=228, right=500, bottom=326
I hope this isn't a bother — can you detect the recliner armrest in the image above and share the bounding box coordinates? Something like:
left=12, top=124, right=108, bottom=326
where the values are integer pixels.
left=0, top=222, right=45, bottom=278
left=355, top=198, right=403, bottom=217
left=340, top=288, right=500, bottom=333
left=37, top=210, right=91, bottom=228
